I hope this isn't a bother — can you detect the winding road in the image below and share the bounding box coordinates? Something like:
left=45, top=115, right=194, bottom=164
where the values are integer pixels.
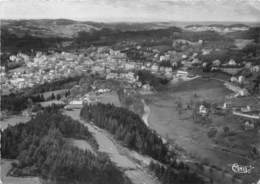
left=142, top=99, right=150, bottom=127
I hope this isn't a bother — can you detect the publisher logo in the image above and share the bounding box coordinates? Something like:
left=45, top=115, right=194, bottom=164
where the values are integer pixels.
left=231, top=163, right=254, bottom=174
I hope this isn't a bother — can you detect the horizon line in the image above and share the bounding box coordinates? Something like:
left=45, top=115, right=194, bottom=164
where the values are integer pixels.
left=1, top=18, right=260, bottom=24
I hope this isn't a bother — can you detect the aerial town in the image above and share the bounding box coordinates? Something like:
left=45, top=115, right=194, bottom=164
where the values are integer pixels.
left=1, top=2, right=260, bottom=184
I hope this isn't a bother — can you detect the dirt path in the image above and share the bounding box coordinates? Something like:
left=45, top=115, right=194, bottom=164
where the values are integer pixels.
left=64, top=109, right=160, bottom=184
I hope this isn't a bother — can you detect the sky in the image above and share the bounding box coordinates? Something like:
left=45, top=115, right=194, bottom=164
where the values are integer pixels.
left=0, top=0, right=260, bottom=22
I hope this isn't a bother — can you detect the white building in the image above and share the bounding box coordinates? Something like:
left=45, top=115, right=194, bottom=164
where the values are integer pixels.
left=212, top=59, right=221, bottom=67
left=199, top=105, right=208, bottom=116
left=125, top=63, right=135, bottom=70
left=251, top=65, right=260, bottom=73
left=151, top=64, right=159, bottom=72
left=69, top=100, right=83, bottom=105
left=176, top=70, right=188, bottom=78
left=238, top=76, right=245, bottom=84
left=165, top=67, right=172, bottom=73
left=228, top=59, right=237, bottom=66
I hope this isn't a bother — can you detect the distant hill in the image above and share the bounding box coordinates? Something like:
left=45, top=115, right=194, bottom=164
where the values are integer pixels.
left=0, top=19, right=183, bottom=52
left=1, top=19, right=258, bottom=53
left=0, top=19, right=181, bottom=38
left=2, top=19, right=258, bottom=38
left=1, top=19, right=100, bottom=38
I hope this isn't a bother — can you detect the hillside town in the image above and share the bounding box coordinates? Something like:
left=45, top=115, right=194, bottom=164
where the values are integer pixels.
left=1, top=42, right=259, bottom=97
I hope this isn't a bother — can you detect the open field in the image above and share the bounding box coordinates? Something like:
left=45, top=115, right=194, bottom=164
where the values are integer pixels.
left=165, top=78, right=231, bottom=103
left=97, top=91, right=121, bottom=107
left=144, top=78, right=260, bottom=183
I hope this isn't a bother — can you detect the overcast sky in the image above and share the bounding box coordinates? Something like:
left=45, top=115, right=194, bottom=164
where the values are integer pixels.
left=1, top=0, right=260, bottom=22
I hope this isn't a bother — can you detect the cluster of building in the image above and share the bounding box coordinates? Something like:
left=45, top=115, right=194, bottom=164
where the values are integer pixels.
left=0, top=48, right=137, bottom=94
left=185, top=25, right=249, bottom=33
left=0, top=45, right=193, bottom=94
left=1, top=52, right=88, bottom=94
left=2, top=41, right=259, bottom=98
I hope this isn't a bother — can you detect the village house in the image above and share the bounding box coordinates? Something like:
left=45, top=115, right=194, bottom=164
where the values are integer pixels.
left=227, top=59, right=237, bottom=66
left=151, top=64, right=159, bottom=73
left=191, top=58, right=201, bottom=65
left=224, top=82, right=249, bottom=97
left=250, top=65, right=260, bottom=73
left=159, top=66, right=165, bottom=73
left=181, top=60, right=192, bottom=68
left=142, top=84, right=151, bottom=91
left=165, top=67, right=173, bottom=74
left=201, top=49, right=212, bottom=55
left=212, top=59, right=221, bottom=67
left=245, top=62, right=252, bottom=69
left=199, top=104, right=208, bottom=116
left=125, top=62, right=136, bottom=70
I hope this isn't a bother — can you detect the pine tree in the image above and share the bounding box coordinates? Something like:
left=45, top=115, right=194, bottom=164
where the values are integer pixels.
left=51, top=93, right=55, bottom=100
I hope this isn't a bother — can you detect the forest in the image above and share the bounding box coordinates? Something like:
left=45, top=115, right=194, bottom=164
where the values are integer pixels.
left=1, top=29, right=67, bottom=53
left=74, top=27, right=182, bottom=47
left=80, top=103, right=205, bottom=184
left=173, top=30, right=229, bottom=42
left=1, top=107, right=129, bottom=184
left=149, top=161, right=204, bottom=184
left=80, top=103, right=169, bottom=162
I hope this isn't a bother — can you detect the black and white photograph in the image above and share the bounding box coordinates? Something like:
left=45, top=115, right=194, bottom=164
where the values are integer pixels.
left=0, top=0, right=260, bottom=184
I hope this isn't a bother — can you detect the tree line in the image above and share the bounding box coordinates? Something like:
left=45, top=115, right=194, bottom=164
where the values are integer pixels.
left=1, top=108, right=129, bottom=184
left=1, top=75, right=78, bottom=113
left=29, top=75, right=81, bottom=94
left=80, top=103, right=205, bottom=184
left=1, top=90, right=69, bottom=113
left=80, top=103, right=169, bottom=162
left=149, top=161, right=204, bottom=184
left=74, top=27, right=182, bottom=47
left=1, top=28, right=68, bottom=53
